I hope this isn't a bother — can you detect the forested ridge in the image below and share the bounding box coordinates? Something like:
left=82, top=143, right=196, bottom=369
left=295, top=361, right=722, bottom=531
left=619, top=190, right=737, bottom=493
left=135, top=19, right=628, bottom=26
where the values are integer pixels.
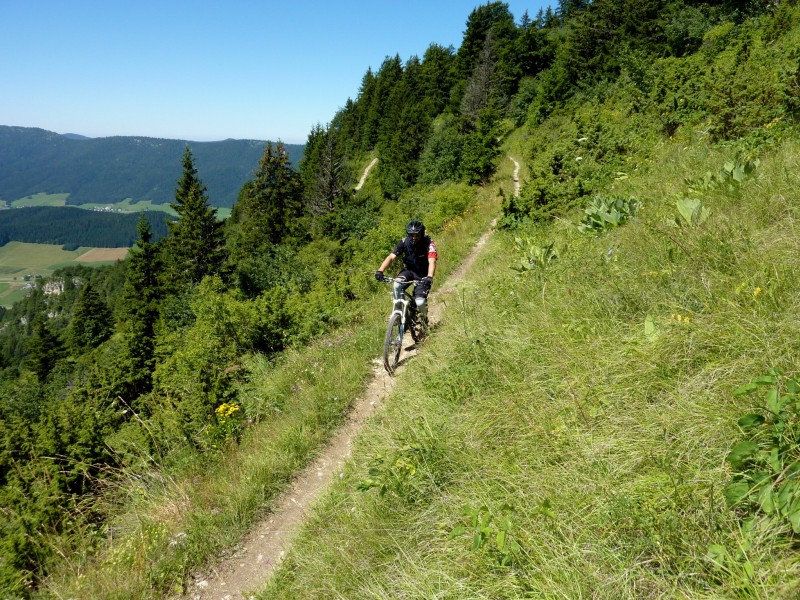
left=0, top=206, right=169, bottom=248
left=0, top=126, right=304, bottom=208
left=2, top=0, right=799, bottom=597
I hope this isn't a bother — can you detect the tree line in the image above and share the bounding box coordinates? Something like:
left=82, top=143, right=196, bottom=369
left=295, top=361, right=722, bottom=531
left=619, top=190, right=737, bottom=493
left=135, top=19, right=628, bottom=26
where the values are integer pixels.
left=0, top=206, right=169, bottom=248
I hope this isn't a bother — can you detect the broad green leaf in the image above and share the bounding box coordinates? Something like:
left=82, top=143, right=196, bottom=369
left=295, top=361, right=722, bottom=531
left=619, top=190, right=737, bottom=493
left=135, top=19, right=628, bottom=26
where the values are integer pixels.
left=768, top=448, right=782, bottom=474
left=644, top=314, right=658, bottom=339
left=733, top=382, right=759, bottom=396
left=726, top=441, right=758, bottom=467
left=737, top=413, right=765, bottom=429
left=754, top=375, right=777, bottom=385
left=706, top=544, right=728, bottom=569
left=777, top=479, right=800, bottom=513
left=790, top=508, right=800, bottom=534
left=789, top=496, right=800, bottom=533
left=787, top=378, right=800, bottom=394
left=767, top=388, right=781, bottom=414
left=449, top=526, right=467, bottom=539
left=758, top=482, right=776, bottom=514
left=497, top=529, right=507, bottom=550
left=724, top=481, right=751, bottom=506
left=743, top=560, right=755, bottom=579
left=472, top=532, right=483, bottom=551
left=676, top=198, right=701, bottom=225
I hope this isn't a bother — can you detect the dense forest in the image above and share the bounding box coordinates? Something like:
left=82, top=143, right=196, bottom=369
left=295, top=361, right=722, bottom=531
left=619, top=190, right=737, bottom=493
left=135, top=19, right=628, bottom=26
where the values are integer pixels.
left=0, top=126, right=304, bottom=208
left=0, top=206, right=169, bottom=248
left=1, top=0, right=798, bottom=596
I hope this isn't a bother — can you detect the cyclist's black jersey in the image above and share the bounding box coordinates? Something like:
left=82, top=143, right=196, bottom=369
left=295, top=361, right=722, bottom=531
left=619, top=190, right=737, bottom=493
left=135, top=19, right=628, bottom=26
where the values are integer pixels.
left=392, top=236, right=438, bottom=276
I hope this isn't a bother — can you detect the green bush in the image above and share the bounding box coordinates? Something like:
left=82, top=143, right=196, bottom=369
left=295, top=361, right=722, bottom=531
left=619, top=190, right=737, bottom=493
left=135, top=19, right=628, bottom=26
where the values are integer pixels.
left=577, top=194, right=641, bottom=233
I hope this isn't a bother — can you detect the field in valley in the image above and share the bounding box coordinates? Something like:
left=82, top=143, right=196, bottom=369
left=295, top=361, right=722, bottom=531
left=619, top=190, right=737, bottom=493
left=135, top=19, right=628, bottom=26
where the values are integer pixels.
left=0, top=242, right=128, bottom=307
left=1, top=193, right=231, bottom=218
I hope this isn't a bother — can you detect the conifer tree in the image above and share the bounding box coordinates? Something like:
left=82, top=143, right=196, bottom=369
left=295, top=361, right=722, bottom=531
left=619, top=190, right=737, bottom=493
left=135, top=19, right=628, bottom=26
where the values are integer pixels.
left=301, top=124, right=351, bottom=216
left=120, top=215, right=163, bottom=398
left=457, top=2, right=515, bottom=80
left=27, top=316, right=64, bottom=383
left=163, top=147, right=226, bottom=286
left=67, top=282, right=113, bottom=353
left=229, top=141, right=306, bottom=259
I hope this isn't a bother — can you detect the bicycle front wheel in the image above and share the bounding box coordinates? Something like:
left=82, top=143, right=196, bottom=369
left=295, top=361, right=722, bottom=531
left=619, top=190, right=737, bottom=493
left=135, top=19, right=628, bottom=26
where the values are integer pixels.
left=383, top=312, right=403, bottom=374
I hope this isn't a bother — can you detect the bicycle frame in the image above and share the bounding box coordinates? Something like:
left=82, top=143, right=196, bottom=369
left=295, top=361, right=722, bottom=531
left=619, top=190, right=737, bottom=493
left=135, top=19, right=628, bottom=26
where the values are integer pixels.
left=390, top=279, right=416, bottom=336
left=382, top=276, right=421, bottom=374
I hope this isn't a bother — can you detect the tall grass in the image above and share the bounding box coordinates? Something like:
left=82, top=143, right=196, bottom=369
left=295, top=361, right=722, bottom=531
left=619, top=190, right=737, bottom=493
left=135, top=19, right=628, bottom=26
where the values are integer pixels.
left=258, top=136, right=800, bottom=598
left=41, top=181, right=501, bottom=598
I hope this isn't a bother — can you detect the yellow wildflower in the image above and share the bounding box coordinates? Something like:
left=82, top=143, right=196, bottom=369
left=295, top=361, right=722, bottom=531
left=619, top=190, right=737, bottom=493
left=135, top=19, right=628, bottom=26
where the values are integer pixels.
left=215, top=402, right=241, bottom=420
left=753, top=287, right=763, bottom=298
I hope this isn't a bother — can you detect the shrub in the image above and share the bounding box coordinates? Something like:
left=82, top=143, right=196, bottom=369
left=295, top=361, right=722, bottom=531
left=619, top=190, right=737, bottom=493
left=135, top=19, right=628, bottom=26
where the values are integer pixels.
left=577, top=194, right=641, bottom=233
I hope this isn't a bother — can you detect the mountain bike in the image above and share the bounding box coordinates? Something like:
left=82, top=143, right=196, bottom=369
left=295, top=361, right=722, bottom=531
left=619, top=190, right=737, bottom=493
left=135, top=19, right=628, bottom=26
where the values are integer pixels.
left=380, top=276, right=428, bottom=374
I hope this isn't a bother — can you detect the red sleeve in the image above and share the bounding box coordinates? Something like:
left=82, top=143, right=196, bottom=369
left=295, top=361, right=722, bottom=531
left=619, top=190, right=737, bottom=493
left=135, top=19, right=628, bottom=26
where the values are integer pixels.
left=428, top=240, right=438, bottom=259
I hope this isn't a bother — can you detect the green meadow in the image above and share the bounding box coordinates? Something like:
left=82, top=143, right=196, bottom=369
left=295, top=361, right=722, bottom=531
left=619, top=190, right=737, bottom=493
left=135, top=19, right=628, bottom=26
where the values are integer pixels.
left=0, top=242, right=92, bottom=307
left=4, top=193, right=231, bottom=218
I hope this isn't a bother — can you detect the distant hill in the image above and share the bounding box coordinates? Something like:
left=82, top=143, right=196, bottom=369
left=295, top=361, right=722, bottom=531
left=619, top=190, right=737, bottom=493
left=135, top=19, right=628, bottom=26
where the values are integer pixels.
left=0, top=126, right=304, bottom=209
left=0, top=206, right=169, bottom=248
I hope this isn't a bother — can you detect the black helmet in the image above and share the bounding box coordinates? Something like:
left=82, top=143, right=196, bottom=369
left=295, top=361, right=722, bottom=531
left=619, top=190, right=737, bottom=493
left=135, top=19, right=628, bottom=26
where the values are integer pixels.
left=406, top=220, right=425, bottom=237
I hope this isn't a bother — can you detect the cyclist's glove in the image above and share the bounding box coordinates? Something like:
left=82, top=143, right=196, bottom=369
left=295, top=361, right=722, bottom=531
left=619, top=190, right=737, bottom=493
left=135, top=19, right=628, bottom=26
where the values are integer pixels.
left=375, top=270, right=384, bottom=282
left=420, top=276, right=433, bottom=293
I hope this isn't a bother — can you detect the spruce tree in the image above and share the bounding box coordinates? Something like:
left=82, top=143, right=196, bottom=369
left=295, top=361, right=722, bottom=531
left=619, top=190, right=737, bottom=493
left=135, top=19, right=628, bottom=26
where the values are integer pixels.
left=229, top=141, right=306, bottom=259
left=27, top=316, right=64, bottom=383
left=68, top=282, right=113, bottom=353
left=300, top=124, right=351, bottom=216
left=164, top=147, right=227, bottom=286
left=120, top=215, right=163, bottom=398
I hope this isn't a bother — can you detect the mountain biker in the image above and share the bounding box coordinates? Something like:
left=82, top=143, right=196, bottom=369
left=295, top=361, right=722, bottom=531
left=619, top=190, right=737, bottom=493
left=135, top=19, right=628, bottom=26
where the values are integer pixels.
left=375, top=220, right=438, bottom=324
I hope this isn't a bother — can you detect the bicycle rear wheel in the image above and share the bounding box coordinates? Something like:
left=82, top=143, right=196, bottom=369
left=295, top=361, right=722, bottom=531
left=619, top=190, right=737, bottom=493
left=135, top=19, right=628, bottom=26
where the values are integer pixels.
left=383, top=312, right=403, bottom=374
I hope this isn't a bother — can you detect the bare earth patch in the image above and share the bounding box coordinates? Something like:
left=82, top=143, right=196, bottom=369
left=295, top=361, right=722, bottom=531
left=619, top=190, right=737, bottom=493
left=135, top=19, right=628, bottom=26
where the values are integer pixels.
left=76, top=247, right=129, bottom=262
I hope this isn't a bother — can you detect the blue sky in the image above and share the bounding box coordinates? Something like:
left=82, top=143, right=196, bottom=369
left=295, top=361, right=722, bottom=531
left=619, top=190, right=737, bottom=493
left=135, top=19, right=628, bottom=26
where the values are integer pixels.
left=0, top=1, right=550, bottom=144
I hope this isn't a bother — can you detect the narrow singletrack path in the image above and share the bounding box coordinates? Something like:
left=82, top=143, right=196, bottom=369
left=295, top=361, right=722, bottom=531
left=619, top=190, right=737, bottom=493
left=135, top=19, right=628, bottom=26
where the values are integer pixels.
left=183, top=158, right=518, bottom=599
left=355, top=157, right=378, bottom=190
left=510, top=155, right=521, bottom=197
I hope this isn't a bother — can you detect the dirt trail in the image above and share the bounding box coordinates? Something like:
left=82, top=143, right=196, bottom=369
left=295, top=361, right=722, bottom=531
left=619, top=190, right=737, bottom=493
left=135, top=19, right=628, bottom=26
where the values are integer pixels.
left=183, top=159, right=516, bottom=600
left=510, top=155, right=521, bottom=197
left=354, top=157, right=378, bottom=190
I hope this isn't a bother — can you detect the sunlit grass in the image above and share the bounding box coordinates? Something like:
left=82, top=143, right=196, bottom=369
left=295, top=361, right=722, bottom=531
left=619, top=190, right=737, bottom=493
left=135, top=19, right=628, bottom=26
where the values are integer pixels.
left=258, top=137, right=800, bottom=598
left=43, top=182, right=500, bottom=598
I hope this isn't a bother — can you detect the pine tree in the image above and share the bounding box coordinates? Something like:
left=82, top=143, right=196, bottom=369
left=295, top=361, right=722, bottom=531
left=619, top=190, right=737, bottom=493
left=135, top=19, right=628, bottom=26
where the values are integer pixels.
left=300, top=124, right=351, bottom=216
left=229, top=141, right=306, bottom=259
left=457, top=2, right=516, bottom=80
left=163, top=147, right=227, bottom=286
left=68, top=282, right=113, bottom=353
left=120, top=215, right=163, bottom=398
left=27, top=316, right=64, bottom=383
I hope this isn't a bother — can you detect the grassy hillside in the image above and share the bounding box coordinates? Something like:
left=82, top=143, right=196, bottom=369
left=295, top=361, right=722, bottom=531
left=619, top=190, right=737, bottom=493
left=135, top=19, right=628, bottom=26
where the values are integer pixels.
left=14, top=3, right=800, bottom=598
left=256, top=136, right=800, bottom=598
left=40, top=168, right=501, bottom=598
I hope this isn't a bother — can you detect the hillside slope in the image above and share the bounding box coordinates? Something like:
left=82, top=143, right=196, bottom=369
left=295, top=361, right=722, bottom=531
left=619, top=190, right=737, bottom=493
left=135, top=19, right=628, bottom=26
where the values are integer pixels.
left=256, top=131, right=800, bottom=599
left=0, top=126, right=304, bottom=208
left=8, top=2, right=800, bottom=598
